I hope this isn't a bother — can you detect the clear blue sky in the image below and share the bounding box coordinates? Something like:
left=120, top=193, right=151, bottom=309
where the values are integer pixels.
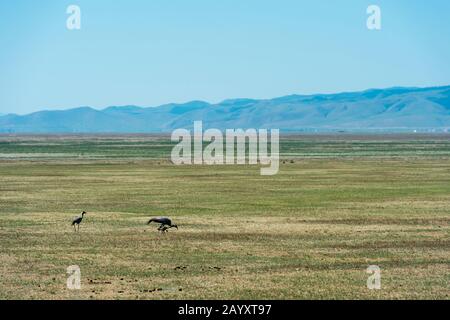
left=1, top=0, right=450, bottom=114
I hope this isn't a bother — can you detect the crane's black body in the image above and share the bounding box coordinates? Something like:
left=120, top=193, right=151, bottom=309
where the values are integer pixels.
left=72, top=211, right=86, bottom=232
left=147, top=216, right=178, bottom=233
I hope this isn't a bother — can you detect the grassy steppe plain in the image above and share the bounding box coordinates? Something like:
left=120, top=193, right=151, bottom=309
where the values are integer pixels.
left=0, top=134, right=449, bottom=299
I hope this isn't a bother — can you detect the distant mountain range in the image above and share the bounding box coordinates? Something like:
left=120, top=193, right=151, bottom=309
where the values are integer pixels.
left=1, top=86, right=450, bottom=133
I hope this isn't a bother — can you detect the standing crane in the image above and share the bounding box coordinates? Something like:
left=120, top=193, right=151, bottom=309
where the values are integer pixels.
left=147, top=216, right=178, bottom=233
left=72, top=211, right=86, bottom=232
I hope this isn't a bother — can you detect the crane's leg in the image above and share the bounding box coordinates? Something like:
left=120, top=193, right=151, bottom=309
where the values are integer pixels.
left=158, top=226, right=168, bottom=234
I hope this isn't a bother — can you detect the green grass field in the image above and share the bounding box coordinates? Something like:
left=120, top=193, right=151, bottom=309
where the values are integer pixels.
left=0, top=134, right=449, bottom=299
